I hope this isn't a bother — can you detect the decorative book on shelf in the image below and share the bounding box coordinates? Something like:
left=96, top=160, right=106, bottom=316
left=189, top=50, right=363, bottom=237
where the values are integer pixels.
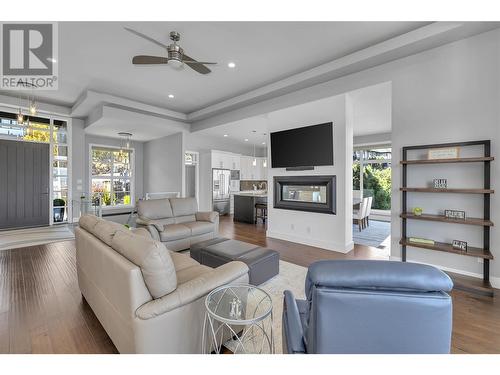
left=401, top=140, right=494, bottom=297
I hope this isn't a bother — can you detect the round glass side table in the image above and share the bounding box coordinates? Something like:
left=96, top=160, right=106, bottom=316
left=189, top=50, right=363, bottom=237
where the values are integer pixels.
left=202, top=284, right=274, bottom=354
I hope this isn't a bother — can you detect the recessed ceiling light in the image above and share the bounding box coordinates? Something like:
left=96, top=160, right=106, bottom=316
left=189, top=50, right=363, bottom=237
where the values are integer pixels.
left=228, top=62, right=236, bottom=68
left=168, top=94, right=175, bottom=99
left=262, top=142, right=266, bottom=145
left=244, top=138, right=249, bottom=142
left=223, top=134, right=228, bottom=137
left=47, top=57, right=57, bottom=63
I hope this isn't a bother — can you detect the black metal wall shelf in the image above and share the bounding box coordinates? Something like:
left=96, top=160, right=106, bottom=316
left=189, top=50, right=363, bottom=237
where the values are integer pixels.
left=401, top=140, right=494, bottom=297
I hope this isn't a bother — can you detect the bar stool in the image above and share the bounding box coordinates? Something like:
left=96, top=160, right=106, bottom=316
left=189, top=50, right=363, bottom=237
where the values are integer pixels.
left=255, top=202, right=268, bottom=224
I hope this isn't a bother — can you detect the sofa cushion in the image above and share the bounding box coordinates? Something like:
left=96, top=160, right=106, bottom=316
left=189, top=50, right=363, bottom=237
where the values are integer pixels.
left=111, top=230, right=177, bottom=299
left=92, top=219, right=127, bottom=246
left=195, top=211, right=219, bottom=223
left=169, top=197, right=198, bottom=217
left=79, top=214, right=99, bottom=232
left=159, top=224, right=191, bottom=242
left=131, top=227, right=153, bottom=239
left=174, top=215, right=197, bottom=224
left=137, top=198, right=173, bottom=220
left=183, top=221, right=216, bottom=236
left=169, top=251, right=200, bottom=272
left=176, top=264, right=212, bottom=284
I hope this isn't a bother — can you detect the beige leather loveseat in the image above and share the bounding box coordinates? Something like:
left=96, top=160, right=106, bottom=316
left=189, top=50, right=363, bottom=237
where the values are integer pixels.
left=136, top=197, right=219, bottom=251
left=75, top=214, right=249, bottom=353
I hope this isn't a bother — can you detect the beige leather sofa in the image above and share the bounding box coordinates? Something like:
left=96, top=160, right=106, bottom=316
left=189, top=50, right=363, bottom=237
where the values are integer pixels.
left=136, top=197, right=219, bottom=252
left=75, top=214, right=249, bottom=353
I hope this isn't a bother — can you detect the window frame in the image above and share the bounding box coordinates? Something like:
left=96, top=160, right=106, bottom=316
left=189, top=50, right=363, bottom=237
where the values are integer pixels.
left=89, top=143, right=135, bottom=210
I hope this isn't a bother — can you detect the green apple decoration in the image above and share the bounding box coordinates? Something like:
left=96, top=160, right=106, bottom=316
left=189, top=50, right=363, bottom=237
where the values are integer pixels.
left=413, top=207, right=423, bottom=216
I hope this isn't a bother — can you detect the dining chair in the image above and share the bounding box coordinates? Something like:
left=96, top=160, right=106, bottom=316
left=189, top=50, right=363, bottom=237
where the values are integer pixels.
left=354, top=197, right=368, bottom=231
left=364, top=196, right=373, bottom=227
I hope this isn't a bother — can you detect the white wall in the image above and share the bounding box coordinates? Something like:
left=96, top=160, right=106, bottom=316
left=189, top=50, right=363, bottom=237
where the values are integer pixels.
left=143, top=132, right=184, bottom=196
left=266, top=95, right=353, bottom=252
left=71, top=119, right=86, bottom=200
left=388, top=29, right=500, bottom=286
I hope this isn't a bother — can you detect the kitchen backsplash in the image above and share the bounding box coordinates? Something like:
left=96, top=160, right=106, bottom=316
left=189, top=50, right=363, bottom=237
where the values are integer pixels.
left=240, top=180, right=268, bottom=191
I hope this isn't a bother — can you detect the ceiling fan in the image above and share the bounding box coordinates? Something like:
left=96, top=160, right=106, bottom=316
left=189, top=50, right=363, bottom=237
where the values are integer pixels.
left=124, top=27, right=217, bottom=75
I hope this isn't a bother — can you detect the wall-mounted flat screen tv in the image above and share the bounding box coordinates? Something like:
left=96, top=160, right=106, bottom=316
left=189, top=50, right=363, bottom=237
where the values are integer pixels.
left=270, top=122, right=333, bottom=168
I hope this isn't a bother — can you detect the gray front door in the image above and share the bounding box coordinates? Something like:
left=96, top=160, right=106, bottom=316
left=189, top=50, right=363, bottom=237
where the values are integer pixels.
left=0, top=139, right=50, bottom=229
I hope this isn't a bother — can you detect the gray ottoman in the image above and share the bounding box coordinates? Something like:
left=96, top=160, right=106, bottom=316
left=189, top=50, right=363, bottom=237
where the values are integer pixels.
left=190, top=238, right=279, bottom=285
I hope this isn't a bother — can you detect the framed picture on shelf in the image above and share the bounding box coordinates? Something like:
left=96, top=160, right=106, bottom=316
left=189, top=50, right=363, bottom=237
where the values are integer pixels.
left=428, top=147, right=460, bottom=160
left=444, top=209, right=466, bottom=220
left=433, top=178, right=447, bottom=189
left=452, top=240, right=468, bottom=251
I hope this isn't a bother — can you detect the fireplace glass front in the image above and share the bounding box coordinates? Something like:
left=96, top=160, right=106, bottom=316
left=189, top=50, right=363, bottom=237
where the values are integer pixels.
left=281, top=185, right=327, bottom=204
left=273, top=175, right=336, bottom=214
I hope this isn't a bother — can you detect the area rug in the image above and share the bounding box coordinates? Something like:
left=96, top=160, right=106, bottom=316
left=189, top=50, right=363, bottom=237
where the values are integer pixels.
left=224, top=260, right=307, bottom=354
left=0, top=225, right=75, bottom=251
left=352, top=220, right=391, bottom=248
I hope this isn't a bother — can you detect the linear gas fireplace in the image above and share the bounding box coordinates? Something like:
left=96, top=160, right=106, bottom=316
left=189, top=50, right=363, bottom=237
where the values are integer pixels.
left=273, top=175, right=336, bottom=214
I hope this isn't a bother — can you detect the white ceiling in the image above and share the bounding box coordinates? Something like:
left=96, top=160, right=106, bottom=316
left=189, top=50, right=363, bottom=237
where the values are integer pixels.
left=349, top=82, right=392, bottom=136
left=197, top=115, right=269, bottom=146
left=9, top=21, right=429, bottom=113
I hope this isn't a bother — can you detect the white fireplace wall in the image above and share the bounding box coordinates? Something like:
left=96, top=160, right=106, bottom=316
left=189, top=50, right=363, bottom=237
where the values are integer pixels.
left=266, top=94, right=353, bottom=253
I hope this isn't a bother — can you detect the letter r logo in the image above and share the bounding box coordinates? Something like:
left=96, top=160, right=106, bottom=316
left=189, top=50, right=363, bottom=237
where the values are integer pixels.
left=2, top=23, right=53, bottom=76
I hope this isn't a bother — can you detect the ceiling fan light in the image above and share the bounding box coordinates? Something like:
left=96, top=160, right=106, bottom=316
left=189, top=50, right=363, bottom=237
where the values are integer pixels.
left=168, top=59, right=184, bottom=70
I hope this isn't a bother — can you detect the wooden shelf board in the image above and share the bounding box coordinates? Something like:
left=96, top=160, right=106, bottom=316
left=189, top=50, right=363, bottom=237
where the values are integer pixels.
left=400, top=213, right=494, bottom=226
left=400, top=238, right=494, bottom=259
left=445, top=271, right=494, bottom=297
left=400, top=187, right=494, bottom=194
left=401, top=157, right=494, bottom=165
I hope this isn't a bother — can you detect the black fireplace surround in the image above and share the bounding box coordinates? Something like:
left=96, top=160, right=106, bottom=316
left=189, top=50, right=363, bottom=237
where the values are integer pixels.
left=273, top=175, right=336, bottom=215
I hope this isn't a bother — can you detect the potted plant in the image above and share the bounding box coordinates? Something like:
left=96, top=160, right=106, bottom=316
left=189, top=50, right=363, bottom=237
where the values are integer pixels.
left=53, top=198, right=66, bottom=222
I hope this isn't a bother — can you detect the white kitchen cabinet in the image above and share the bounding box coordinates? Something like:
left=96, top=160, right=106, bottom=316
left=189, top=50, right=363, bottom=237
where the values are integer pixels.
left=240, top=156, right=268, bottom=180
left=211, top=150, right=241, bottom=170
left=231, top=155, right=240, bottom=171
left=240, top=156, right=252, bottom=180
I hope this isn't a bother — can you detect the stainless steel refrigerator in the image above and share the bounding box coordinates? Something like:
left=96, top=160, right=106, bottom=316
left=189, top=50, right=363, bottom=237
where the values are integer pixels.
left=212, top=168, right=231, bottom=215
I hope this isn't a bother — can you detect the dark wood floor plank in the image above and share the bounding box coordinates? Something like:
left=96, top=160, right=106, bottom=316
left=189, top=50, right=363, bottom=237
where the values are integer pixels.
left=0, top=216, right=498, bottom=354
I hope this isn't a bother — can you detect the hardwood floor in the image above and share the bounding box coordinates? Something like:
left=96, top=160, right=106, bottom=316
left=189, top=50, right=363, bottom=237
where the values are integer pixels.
left=0, top=216, right=499, bottom=353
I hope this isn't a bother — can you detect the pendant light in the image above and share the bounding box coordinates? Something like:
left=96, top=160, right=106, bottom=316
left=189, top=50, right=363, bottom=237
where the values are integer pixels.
left=252, top=130, right=257, bottom=166
left=262, top=133, right=267, bottom=168
left=118, top=132, right=133, bottom=151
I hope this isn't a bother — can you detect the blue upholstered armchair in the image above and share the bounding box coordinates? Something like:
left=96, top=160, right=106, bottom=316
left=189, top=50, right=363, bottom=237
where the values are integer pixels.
left=282, top=260, right=453, bottom=354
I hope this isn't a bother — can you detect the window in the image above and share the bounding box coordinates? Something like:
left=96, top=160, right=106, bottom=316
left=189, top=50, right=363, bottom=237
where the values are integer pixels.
left=91, top=146, right=134, bottom=208
left=353, top=146, right=391, bottom=210
left=0, top=111, right=71, bottom=224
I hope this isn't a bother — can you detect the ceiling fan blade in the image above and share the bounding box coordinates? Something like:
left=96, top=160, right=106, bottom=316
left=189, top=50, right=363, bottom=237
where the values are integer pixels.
left=185, top=61, right=212, bottom=74
left=124, top=27, right=169, bottom=49
left=184, top=61, right=217, bottom=65
left=183, top=54, right=217, bottom=65
left=132, top=55, right=169, bottom=64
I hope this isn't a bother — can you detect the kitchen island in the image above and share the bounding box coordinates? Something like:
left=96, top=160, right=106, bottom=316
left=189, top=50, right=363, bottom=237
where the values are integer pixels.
left=233, top=192, right=267, bottom=224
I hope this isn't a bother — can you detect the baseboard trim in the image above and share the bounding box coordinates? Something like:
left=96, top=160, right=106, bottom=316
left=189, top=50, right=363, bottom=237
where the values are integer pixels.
left=390, top=256, right=500, bottom=289
left=266, top=230, right=352, bottom=253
